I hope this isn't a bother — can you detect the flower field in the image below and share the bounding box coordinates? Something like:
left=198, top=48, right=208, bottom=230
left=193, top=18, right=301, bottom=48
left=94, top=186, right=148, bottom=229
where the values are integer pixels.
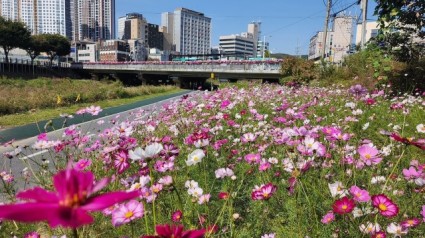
left=1, top=82, right=425, bottom=237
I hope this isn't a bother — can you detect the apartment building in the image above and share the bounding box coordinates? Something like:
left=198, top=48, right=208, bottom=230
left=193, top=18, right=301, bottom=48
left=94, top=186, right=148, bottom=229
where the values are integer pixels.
left=161, top=8, right=211, bottom=55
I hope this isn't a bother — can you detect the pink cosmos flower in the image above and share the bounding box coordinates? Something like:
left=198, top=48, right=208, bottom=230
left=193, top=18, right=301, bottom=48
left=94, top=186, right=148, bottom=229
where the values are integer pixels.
left=251, top=183, right=277, bottom=200
left=111, top=200, right=144, bottom=227
left=85, top=105, right=102, bottom=116
left=349, top=186, right=371, bottom=202
left=244, top=153, right=261, bottom=164
left=332, top=196, right=355, bottom=215
left=74, top=159, right=91, bottom=171
left=0, top=168, right=139, bottom=228
left=358, top=144, right=382, bottom=166
left=400, top=218, right=421, bottom=229
left=221, top=100, right=231, bottom=109
left=172, top=210, right=183, bottom=222
left=421, top=205, right=425, bottom=222
left=402, top=166, right=423, bottom=180
left=142, top=224, right=206, bottom=238
left=321, top=211, right=335, bottom=224
left=372, top=194, right=399, bottom=218
left=114, top=150, right=130, bottom=174
left=24, top=231, right=40, bottom=238
left=372, top=231, right=387, bottom=238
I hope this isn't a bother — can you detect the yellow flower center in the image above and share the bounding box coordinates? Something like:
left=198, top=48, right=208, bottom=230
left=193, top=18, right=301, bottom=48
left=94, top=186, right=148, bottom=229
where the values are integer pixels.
left=342, top=205, right=348, bottom=210
left=263, top=192, right=270, bottom=198
left=378, top=203, right=387, bottom=211
left=125, top=211, right=134, bottom=219
left=365, top=154, right=371, bottom=159
left=193, top=156, right=199, bottom=162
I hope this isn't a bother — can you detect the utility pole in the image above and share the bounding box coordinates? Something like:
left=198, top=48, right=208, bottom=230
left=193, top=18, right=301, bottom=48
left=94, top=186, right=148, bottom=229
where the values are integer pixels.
left=321, top=0, right=332, bottom=60
left=360, top=0, right=368, bottom=49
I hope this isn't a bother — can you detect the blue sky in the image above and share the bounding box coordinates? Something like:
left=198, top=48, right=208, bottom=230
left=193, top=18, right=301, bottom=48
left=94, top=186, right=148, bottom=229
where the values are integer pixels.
left=116, top=0, right=378, bottom=55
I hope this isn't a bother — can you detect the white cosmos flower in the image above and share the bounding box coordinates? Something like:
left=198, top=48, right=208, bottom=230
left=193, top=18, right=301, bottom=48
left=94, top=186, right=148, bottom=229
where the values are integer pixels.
left=417, top=124, right=425, bottom=133
left=142, top=143, right=163, bottom=159
left=362, top=122, right=370, bottom=131
left=359, top=222, right=381, bottom=234
left=328, top=181, right=348, bottom=198
left=186, top=149, right=205, bottom=166
left=386, top=223, right=407, bottom=236
left=129, top=147, right=143, bottom=161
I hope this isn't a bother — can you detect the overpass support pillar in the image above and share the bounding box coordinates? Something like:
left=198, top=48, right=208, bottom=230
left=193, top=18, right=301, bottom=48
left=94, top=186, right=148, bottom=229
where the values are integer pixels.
left=137, top=73, right=147, bottom=85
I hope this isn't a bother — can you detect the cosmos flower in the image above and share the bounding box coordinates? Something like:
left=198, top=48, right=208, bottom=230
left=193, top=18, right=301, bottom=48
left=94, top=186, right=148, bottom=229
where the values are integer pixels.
left=372, top=194, right=399, bottom=218
left=141, top=224, right=206, bottom=238
left=358, top=144, right=382, bottom=166
left=349, top=186, right=371, bottom=202
left=0, top=168, right=139, bottom=228
left=251, top=183, right=277, bottom=200
left=111, top=200, right=144, bottom=227
left=172, top=210, right=183, bottom=222
left=386, top=223, right=407, bottom=236
left=332, top=196, right=355, bottom=215
left=400, top=218, right=421, bottom=229
left=321, top=211, right=335, bottom=224
left=186, top=149, right=205, bottom=166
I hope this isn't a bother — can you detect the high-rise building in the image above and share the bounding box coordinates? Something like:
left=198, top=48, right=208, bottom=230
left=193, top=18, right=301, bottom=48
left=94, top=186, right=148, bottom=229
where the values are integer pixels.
left=117, top=13, right=147, bottom=45
left=147, top=23, right=163, bottom=50
left=75, top=0, right=115, bottom=42
left=161, top=8, right=211, bottom=55
left=0, top=0, right=19, bottom=21
left=0, top=0, right=114, bottom=42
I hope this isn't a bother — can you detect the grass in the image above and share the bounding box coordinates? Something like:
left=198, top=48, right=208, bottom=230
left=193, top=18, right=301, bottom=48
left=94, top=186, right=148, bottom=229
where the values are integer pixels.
left=0, top=77, right=180, bottom=116
left=0, top=89, right=184, bottom=127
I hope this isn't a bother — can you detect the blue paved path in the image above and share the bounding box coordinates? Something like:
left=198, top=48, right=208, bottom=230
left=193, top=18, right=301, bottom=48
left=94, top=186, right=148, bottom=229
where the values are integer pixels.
left=0, top=90, right=191, bottom=143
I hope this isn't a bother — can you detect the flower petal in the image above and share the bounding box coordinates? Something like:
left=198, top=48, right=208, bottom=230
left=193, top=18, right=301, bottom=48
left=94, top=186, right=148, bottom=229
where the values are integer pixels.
left=17, top=187, right=58, bottom=203
left=82, top=191, right=140, bottom=211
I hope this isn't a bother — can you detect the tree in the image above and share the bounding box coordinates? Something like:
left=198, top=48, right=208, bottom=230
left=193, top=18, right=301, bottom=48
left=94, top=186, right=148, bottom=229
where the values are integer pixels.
left=38, top=34, right=71, bottom=66
left=0, top=16, right=31, bottom=63
left=375, top=0, right=425, bottom=39
left=24, top=35, right=44, bottom=66
left=374, top=0, right=425, bottom=61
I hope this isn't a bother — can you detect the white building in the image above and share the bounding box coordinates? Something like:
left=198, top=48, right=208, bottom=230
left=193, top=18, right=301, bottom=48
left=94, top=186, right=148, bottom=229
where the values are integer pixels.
left=219, top=34, right=255, bottom=59
left=0, top=0, right=19, bottom=21
left=77, top=42, right=97, bottom=62
left=308, top=15, right=354, bottom=63
left=355, top=21, right=379, bottom=46
left=161, top=8, right=211, bottom=55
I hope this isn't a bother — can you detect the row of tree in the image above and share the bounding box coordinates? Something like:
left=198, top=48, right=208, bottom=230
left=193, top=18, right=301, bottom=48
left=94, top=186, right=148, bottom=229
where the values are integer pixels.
left=0, top=16, right=70, bottom=65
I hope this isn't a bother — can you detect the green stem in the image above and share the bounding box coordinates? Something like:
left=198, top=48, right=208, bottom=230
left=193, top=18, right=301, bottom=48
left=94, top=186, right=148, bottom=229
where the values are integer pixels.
left=381, top=148, right=406, bottom=194
left=72, top=228, right=78, bottom=238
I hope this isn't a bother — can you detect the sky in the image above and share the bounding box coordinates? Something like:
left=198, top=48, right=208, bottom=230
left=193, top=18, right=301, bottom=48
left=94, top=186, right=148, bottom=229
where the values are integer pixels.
left=116, top=0, right=378, bottom=55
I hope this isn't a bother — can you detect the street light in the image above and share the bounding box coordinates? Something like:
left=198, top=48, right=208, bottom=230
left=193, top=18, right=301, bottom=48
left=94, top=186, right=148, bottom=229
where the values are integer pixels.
left=262, top=35, right=271, bottom=59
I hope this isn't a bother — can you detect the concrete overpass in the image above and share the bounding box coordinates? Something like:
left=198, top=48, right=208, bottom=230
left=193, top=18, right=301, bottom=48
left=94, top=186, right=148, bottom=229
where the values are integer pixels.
left=71, top=60, right=282, bottom=87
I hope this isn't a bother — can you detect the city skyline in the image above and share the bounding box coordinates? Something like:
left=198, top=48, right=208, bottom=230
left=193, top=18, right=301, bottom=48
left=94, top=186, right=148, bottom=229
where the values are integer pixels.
left=116, top=0, right=378, bottom=55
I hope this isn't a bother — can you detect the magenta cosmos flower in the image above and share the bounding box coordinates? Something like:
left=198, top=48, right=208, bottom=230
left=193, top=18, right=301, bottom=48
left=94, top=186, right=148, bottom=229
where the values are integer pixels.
left=251, top=183, right=277, bottom=200
left=0, top=168, right=139, bottom=228
left=332, top=196, right=355, bottom=215
left=111, top=200, right=144, bottom=227
left=142, top=224, right=206, bottom=238
left=372, top=194, right=399, bottom=218
left=358, top=144, right=382, bottom=166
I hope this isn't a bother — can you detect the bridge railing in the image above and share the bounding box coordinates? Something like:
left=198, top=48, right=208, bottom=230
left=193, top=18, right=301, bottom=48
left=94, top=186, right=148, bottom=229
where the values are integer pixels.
left=81, top=62, right=281, bottom=73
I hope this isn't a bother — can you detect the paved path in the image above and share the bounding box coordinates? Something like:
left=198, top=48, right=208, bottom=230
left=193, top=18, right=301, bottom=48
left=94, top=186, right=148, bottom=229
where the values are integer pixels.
left=0, top=90, right=195, bottom=201
left=0, top=90, right=190, bottom=144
